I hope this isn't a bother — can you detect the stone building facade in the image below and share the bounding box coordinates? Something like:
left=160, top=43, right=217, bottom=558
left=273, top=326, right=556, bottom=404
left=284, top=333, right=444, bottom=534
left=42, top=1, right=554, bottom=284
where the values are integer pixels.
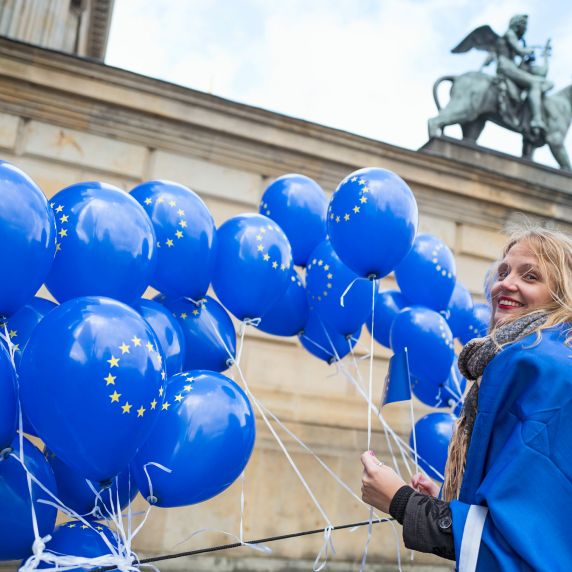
left=0, top=25, right=570, bottom=572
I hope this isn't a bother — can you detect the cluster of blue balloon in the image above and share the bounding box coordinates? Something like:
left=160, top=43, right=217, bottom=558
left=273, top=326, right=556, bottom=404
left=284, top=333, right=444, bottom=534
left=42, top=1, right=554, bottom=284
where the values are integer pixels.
left=255, top=171, right=492, bottom=484
left=0, top=158, right=493, bottom=562
left=0, top=164, right=256, bottom=563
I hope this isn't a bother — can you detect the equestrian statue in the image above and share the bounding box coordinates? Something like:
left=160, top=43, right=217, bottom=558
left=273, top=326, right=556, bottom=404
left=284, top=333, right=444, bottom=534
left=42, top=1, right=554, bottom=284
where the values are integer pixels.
left=428, top=14, right=572, bottom=170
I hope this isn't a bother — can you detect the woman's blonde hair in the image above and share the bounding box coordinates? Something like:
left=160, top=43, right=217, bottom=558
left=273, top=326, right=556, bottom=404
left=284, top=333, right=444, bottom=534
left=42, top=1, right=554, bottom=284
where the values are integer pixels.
left=443, top=225, right=572, bottom=502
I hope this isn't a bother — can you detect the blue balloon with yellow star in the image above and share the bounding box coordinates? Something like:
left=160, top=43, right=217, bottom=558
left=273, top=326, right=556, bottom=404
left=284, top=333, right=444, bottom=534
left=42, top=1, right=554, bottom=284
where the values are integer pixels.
left=458, top=302, right=491, bottom=344
left=327, top=168, right=418, bottom=279
left=1, top=296, right=57, bottom=370
left=257, top=269, right=309, bottom=336
left=305, top=240, right=371, bottom=336
left=394, top=234, right=456, bottom=311
left=133, top=370, right=256, bottom=507
left=299, top=310, right=361, bottom=364
left=259, top=174, right=328, bottom=267
left=447, top=281, right=474, bottom=340
left=45, top=182, right=156, bottom=304
left=162, top=296, right=236, bottom=372
left=19, top=296, right=166, bottom=483
left=33, top=519, right=117, bottom=570
left=133, top=298, right=186, bottom=378
left=0, top=342, right=17, bottom=452
left=131, top=180, right=216, bottom=300
left=0, top=436, right=57, bottom=561
left=212, top=214, right=293, bottom=321
left=0, top=161, right=56, bottom=317
left=390, top=306, right=455, bottom=387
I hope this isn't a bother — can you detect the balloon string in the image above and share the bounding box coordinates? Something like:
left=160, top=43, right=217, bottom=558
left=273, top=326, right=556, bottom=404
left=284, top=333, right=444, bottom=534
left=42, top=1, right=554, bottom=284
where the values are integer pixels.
left=347, top=346, right=402, bottom=477
left=338, top=360, right=445, bottom=480
left=339, top=277, right=362, bottom=308
left=359, top=280, right=377, bottom=572
left=203, top=314, right=336, bottom=570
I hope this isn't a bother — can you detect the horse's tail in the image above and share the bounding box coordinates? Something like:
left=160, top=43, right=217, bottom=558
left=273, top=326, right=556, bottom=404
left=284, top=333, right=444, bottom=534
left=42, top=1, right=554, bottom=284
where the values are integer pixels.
left=433, top=76, right=456, bottom=111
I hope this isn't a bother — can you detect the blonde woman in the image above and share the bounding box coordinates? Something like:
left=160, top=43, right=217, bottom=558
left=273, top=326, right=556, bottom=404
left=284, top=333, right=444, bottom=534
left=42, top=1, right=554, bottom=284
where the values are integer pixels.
left=361, top=227, right=572, bottom=571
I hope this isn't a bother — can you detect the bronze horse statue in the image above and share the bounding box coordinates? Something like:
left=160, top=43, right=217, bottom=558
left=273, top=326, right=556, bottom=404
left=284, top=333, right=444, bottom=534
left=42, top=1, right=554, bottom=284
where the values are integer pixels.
left=427, top=72, right=572, bottom=170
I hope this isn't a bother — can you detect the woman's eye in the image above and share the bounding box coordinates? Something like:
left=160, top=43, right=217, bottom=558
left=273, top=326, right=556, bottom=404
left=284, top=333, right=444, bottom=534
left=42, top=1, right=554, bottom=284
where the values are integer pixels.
left=523, top=273, right=537, bottom=281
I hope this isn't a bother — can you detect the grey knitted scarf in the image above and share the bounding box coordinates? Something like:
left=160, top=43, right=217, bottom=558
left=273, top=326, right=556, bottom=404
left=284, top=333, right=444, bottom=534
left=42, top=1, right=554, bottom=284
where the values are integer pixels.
left=458, top=310, right=547, bottom=443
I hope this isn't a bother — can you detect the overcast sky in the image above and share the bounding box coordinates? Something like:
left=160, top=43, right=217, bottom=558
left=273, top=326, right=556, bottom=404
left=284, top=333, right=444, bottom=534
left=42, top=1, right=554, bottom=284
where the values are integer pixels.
left=106, top=0, right=572, bottom=169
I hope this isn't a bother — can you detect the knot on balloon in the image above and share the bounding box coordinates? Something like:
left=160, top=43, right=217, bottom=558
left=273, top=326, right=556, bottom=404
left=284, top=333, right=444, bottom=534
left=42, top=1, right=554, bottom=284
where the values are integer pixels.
left=32, top=535, right=51, bottom=556
left=146, top=494, right=158, bottom=505
left=226, top=357, right=236, bottom=368
left=0, top=447, right=12, bottom=461
left=99, top=478, right=113, bottom=490
left=243, top=317, right=261, bottom=327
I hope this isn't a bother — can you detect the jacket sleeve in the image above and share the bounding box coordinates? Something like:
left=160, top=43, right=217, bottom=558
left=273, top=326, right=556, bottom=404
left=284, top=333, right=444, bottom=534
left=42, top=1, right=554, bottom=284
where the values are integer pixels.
left=389, top=485, right=455, bottom=561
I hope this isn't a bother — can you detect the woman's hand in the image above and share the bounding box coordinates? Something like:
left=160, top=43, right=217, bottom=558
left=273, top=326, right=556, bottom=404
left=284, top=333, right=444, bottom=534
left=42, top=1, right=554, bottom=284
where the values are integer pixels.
left=410, top=473, right=440, bottom=497
left=361, top=451, right=406, bottom=513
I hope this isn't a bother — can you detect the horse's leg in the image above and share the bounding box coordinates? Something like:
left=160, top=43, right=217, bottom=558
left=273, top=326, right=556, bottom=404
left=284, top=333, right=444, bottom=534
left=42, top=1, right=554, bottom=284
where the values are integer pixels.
left=428, top=107, right=480, bottom=138
left=522, top=139, right=535, bottom=161
left=549, top=142, right=572, bottom=170
left=461, top=119, right=485, bottom=142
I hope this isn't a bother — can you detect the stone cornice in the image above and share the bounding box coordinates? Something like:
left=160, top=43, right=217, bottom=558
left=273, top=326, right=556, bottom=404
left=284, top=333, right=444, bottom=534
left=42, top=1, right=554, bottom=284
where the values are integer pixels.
left=0, top=38, right=570, bottom=229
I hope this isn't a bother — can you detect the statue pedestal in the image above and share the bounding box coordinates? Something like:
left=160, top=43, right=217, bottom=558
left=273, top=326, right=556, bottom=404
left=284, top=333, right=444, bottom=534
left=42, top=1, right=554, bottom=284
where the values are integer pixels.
left=420, top=136, right=572, bottom=195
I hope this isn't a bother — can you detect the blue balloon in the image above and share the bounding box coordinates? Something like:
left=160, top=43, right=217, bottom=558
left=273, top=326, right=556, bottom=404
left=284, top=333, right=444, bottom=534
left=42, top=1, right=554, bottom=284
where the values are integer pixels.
left=459, top=303, right=492, bottom=344
left=390, top=306, right=455, bottom=386
left=394, top=234, right=456, bottom=311
left=306, top=240, right=372, bottom=336
left=132, top=299, right=186, bottom=378
left=45, top=451, right=137, bottom=519
left=133, top=370, right=255, bottom=508
left=409, top=412, right=455, bottom=482
left=367, top=289, right=408, bottom=348
left=257, top=269, right=309, bottom=336
left=0, top=344, right=17, bottom=451
left=163, top=296, right=236, bottom=372
left=411, top=362, right=466, bottom=409
left=19, top=297, right=165, bottom=483
left=327, top=168, right=418, bottom=279
left=0, top=162, right=56, bottom=317
left=2, top=297, right=57, bottom=370
left=45, top=182, right=156, bottom=304
left=212, top=214, right=292, bottom=320
left=443, top=361, right=467, bottom=407
left=260, top=174, right=327, bottom=266
left=131, top=180, right=216, bottom=299
left=0, top=436, right=57, bottom=560
left=447, top=282, right=474, bottom=340
left=36, top=520, right=117, bottom=570
left=299, top=310, right=361, bottom=364
left=1, top=298, right=55, bottom=439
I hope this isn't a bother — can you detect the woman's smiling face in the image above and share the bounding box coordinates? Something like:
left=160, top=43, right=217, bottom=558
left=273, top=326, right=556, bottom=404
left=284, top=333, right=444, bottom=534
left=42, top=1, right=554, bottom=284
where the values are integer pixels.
left=491, top=241, right=553, bottom=325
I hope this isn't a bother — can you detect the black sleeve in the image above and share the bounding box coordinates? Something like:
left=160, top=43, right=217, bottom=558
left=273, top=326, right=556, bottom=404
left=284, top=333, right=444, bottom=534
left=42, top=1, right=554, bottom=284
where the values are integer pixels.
left=389, top=485, right=456, bottom=561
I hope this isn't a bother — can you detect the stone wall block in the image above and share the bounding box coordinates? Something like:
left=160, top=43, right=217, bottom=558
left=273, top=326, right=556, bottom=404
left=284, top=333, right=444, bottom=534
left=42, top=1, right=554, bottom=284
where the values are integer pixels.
left=0, top=112, right=19, bottom=151
left=23, top=121, right=147, bottom=178
left=150, top=150, right=263, bottom=206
